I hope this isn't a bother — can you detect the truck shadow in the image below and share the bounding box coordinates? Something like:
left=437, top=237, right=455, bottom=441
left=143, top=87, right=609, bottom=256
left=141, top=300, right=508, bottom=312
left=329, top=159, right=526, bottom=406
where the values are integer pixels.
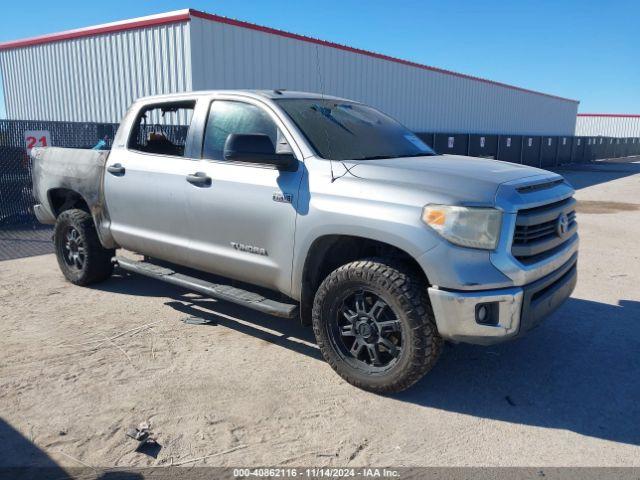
left=180, top=291, right=640, bottom=447
left=169, top=291, right=640, bottom=447
left=166, top=296, right=322, bottom=361
left=396, top=296, right=640, bottom=446
left=97, top=273, right=640, bottom=447
left=99, top=271, right=322, bottom=360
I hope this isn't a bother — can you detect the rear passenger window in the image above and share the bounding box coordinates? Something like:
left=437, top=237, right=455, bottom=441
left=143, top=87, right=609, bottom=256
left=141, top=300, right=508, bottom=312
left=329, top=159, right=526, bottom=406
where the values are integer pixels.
left=128, top=101, right=195, bottom=157
left=203, top=101, right=278, bottom=161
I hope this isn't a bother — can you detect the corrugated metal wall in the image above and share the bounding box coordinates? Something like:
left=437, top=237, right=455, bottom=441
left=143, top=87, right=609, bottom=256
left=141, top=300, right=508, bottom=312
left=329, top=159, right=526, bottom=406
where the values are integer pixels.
left=0, top=12, right=579, bottom=134
left=575, top=115, right=640, bottom=137
left=190, top=16, right=578, bottom=135
left=0, top=21, right=191, bottom=122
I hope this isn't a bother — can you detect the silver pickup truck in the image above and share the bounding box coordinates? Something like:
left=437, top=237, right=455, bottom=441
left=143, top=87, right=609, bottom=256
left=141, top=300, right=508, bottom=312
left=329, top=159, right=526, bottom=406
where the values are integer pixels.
left=31, top=90, right=578, bottom=392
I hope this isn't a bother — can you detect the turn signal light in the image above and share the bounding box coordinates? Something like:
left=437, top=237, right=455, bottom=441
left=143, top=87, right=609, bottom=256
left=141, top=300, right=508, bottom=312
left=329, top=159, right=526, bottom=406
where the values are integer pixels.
left=424, top=209, right=446, bottom=226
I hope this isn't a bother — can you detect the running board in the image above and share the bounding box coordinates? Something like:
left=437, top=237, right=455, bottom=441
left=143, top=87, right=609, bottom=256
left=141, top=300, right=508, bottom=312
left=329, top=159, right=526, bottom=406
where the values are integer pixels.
left=114, top=256, right=298, bottom=319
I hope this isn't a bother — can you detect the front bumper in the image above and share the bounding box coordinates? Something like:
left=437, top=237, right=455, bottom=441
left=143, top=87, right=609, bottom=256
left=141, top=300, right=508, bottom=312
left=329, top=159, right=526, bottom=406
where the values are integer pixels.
left=428, top=253, right=577, bottom=345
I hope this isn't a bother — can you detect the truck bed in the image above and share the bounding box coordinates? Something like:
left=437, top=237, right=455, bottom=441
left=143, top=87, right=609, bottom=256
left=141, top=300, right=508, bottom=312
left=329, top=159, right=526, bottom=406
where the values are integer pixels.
left=31, top=147, right=110, bottom=228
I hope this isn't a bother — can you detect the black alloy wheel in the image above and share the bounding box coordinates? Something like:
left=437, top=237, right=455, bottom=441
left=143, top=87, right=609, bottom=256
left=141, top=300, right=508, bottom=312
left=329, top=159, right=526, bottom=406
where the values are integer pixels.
left=331, top=289, right=403, bottom=373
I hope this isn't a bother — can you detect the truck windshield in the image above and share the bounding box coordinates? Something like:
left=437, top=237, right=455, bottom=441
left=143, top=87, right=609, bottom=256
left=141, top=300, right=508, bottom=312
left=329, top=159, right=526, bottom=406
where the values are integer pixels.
left=274, top=99, right=437, bottom=161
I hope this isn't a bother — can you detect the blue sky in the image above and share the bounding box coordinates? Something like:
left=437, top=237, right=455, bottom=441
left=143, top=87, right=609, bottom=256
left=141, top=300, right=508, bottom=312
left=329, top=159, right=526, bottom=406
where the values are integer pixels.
left=0, top=0, right=638, bottom=118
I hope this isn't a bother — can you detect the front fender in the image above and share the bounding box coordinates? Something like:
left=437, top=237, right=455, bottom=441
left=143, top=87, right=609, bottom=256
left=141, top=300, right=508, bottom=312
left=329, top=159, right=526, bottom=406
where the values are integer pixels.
left=290, top=190, right=442, bottom=299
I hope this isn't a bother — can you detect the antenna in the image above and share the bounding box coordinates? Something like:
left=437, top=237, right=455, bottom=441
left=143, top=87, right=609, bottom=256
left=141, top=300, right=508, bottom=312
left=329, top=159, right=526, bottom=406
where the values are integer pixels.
left=314, top=44, right=337, bottom=182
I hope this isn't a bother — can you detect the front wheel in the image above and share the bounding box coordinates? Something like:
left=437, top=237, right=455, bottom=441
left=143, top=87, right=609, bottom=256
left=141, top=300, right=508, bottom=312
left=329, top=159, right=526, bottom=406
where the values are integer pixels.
left=54, top=209, right=115, bottom=286
left=312, top=258, right=442, bottom=393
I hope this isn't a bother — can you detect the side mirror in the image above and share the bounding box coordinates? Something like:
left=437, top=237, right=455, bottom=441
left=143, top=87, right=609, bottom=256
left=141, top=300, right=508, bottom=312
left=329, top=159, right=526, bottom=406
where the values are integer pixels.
left=223, top=133, right=296, bottom=170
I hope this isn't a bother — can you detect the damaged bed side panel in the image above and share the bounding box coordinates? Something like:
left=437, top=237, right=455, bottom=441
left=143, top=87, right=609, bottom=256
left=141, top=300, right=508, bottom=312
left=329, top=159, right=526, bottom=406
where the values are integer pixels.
left=31, top=147, right=118, bottom=249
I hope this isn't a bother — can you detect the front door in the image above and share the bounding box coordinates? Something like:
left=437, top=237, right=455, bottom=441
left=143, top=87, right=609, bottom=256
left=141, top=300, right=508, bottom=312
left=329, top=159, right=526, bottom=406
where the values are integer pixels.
left=183, top=98, right=303, bottom=294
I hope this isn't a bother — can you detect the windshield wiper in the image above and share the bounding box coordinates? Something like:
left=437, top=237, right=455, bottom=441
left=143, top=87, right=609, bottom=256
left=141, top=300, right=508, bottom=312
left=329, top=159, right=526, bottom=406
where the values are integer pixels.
left=357, top=155, right=395, bottom=160
left=357, top=152, right=438, bottom=160
left=401, top=152, right=438, bottom=157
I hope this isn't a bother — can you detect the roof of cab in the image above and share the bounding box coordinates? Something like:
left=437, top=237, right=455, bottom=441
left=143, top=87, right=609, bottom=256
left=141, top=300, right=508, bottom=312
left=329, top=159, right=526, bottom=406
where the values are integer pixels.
left=135, top=89, right=352, bottom=103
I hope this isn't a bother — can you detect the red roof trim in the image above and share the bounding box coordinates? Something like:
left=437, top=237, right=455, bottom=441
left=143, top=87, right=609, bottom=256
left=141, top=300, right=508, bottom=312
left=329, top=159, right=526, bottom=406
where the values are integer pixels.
left=577, top=113, right=640, bottom=118
left=0, top=7, right=579, bottom=104
left=0, top=11, right=190, bottom=50
left=189, top=9, right=579, bottom=104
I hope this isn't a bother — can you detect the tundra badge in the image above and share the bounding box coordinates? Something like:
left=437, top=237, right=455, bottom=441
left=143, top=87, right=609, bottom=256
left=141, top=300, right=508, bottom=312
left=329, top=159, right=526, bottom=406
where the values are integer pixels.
left=272, top=192, right=293, bottom=204
left=231, top=242, right=268, bottom=256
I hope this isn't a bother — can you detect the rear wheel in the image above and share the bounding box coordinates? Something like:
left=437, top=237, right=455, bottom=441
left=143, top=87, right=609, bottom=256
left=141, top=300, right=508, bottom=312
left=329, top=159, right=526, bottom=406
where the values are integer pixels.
left=312, top=258, right=442, bottom=393
left=54, top=209, right=114, bottom=285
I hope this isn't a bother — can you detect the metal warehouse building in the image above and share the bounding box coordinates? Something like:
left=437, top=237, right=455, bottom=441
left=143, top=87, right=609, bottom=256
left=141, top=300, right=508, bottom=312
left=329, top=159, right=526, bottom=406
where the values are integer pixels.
left=0, top=9, right=579, bottom=134
left=576, top=114, right=640, bottom=137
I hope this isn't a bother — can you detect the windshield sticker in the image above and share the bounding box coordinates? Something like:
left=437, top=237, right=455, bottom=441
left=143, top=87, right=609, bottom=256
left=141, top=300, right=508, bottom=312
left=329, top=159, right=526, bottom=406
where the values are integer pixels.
left=404, top=134, right=430, bottom=151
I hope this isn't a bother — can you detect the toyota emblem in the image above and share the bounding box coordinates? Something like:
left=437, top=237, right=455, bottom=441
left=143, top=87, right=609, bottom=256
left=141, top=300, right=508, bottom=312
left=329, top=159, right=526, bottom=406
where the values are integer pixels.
left=556, top=213, right=569, bottom=237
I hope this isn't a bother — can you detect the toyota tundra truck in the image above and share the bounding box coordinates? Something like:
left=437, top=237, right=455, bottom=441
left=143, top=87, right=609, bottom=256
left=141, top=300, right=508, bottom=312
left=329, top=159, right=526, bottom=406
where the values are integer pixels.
left=30, top=90, right=578, bottom=392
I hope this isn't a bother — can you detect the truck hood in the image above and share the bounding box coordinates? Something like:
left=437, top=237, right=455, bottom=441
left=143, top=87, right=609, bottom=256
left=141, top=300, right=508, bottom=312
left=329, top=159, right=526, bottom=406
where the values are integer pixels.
left=341, top=154, right=561, bottom=205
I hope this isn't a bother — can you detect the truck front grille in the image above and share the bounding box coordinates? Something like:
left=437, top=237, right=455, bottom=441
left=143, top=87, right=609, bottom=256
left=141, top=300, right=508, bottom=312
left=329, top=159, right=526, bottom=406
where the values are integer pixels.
left=512, top=197, right=577, bottom=263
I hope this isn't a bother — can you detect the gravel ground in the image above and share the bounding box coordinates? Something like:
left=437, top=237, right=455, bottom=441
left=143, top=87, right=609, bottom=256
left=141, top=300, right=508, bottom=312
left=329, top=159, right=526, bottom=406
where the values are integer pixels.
left=0, top=159, right=639, bottom=469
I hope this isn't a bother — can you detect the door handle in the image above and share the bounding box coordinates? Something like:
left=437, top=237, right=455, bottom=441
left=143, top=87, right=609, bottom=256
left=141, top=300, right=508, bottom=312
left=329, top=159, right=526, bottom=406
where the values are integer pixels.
left=186, top=172, right=212, bottom=187
left=107, top=163, right=125, bottom=175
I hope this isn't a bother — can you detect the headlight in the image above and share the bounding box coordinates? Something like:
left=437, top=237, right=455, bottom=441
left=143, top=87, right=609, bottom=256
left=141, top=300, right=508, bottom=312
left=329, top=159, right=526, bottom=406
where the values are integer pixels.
left=421, top=205, right=502, bottom=250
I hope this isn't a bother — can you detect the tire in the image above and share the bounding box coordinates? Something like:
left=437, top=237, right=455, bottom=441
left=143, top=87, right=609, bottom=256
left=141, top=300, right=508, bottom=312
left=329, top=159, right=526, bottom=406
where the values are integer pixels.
left=312, top=258, right=442, bottom=393
left=54, top=209, right=115, bottom=286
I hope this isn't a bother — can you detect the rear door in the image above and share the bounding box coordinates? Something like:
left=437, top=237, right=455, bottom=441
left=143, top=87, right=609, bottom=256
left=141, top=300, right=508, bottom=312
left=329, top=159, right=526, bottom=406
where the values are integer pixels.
left=104, top=100, right=198, bottom=265
left=182, top=96, right=304, bottom=293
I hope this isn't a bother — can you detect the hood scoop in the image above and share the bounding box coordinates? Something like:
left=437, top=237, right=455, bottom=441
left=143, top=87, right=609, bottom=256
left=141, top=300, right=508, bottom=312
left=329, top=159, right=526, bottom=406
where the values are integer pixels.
left=516, top=179, right=564, bottom=194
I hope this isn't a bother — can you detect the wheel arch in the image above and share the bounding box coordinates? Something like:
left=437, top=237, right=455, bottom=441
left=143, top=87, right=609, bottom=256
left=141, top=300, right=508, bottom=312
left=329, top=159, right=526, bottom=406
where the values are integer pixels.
left=47, top=187, right=118, bottom=249
left=48, top=188, right=91, bottom=217
left=298, top=234, right=430, bottom=326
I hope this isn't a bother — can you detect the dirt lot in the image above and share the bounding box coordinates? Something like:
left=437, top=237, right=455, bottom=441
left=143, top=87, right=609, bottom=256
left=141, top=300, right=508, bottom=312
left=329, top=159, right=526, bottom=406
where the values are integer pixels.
left=1, top=159, right=639, bottom=469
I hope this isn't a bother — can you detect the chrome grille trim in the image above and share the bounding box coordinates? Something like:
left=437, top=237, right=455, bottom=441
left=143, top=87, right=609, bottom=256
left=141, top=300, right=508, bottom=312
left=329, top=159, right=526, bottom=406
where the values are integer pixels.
left=512, top=197, right=577, bottom=260
left=491, top=174, right=578, bottom=288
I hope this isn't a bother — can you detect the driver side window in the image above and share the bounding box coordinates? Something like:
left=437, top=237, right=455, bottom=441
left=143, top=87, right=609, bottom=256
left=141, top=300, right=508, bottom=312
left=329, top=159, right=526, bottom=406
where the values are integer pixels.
left=202, top=100, right=278, bottom=161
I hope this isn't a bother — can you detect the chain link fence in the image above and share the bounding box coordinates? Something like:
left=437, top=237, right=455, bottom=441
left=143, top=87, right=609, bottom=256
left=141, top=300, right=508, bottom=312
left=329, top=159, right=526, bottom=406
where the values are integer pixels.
left=0, top=120, right=116, bottom=260
left=1, top=118, right=639, bottom=261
